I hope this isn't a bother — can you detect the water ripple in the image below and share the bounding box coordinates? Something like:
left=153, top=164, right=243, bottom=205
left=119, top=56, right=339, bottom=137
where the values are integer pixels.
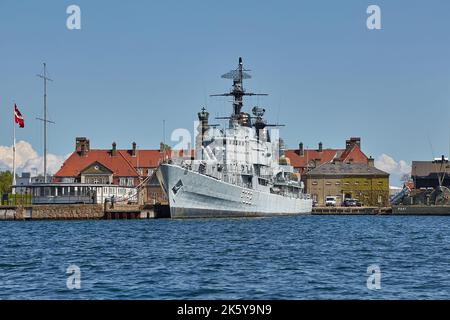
left=0, top=216, right=450, bottom=299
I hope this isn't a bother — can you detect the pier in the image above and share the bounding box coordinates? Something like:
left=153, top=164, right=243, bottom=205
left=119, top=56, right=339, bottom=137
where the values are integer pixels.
left=312, top=206, right=392, bottom=215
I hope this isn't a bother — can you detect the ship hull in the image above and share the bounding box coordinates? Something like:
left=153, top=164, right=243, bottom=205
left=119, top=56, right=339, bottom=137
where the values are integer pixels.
left=156, top=164, right=312, bottom=219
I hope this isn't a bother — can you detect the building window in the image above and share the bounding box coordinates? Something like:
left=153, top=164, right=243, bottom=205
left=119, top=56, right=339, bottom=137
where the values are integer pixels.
left=119, top=178, right=127, bottom=186
left=127, top=178, right=134, bottom=186
left=147, top=169, right=154, bottom=176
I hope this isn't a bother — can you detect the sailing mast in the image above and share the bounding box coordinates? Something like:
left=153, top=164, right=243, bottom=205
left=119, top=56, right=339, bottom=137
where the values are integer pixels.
left=36, top=63, right=54, bottom=183
left=12, top=101, right=16, bottom=194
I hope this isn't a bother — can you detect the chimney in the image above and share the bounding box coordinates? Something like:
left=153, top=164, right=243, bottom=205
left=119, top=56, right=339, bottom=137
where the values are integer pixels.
left=318, top=142, right=323, bottom=152
left=111, top=142, right=117, bottom=156
left=368, top=156, right=375, bottom=167
left=132, top=142, right=137, bottom=157
left=346, top=137, right=361, bottom=151
left=75, top=137, right=90, bottom=156
left=299, top=142, right=304, bottom=156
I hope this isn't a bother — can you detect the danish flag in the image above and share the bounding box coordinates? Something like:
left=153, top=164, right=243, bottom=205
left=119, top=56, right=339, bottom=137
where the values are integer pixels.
left=14, top=104, right=24, bottom=128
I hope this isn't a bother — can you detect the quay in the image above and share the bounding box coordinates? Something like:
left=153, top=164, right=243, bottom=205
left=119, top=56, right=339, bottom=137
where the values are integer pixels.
left=0, top=203, right=170, bottom=220
left=5, top=204, right=450, bottom=219
left=312, top=206, right=391, bottom=215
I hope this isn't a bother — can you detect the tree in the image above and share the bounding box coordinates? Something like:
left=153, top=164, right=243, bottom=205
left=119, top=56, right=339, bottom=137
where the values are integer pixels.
left=0, top=171, right=13, bottom=194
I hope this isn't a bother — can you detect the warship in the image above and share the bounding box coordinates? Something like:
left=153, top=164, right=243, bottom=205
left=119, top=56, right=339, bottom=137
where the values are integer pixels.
left=156, top=58, right=313, bottom=218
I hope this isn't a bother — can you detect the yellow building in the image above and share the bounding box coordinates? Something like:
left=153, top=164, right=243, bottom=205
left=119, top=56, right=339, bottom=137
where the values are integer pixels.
left=305, top=161, right=389, bottom=207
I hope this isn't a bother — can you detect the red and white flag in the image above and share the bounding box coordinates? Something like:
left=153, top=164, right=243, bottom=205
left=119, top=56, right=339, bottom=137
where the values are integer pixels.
left=14, top=103, right=24, bottom=128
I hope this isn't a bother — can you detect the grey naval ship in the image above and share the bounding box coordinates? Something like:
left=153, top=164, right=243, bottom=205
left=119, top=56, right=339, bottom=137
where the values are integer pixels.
left=156, top=58, right=313, bottom=218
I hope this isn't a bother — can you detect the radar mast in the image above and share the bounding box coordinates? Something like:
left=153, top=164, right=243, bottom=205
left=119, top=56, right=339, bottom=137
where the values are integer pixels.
left=211, top=57, right=267, bottom=120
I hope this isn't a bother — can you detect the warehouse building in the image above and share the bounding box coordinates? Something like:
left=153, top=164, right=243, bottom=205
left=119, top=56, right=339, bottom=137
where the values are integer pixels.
left=305, top=160, right=389, bottom=207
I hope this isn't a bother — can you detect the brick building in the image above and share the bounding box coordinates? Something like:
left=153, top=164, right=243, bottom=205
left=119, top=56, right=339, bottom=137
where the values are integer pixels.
left=285, top=137, right=371, bottom=175
left=54, top=137, right=167, bottom=204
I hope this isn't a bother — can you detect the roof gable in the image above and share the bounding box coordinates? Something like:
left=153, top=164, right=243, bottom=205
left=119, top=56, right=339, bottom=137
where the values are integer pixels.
left=339, top=145, right=369, bottom=163
left=80, top=161, right=113, bottom=175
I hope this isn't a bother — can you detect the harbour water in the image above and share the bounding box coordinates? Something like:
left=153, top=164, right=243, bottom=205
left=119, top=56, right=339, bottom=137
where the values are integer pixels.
left=0, top=216, right=449, bottom=300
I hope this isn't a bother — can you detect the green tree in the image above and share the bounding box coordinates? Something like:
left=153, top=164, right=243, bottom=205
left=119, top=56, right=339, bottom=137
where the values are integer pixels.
left=0, top=171, right=13, bottom=195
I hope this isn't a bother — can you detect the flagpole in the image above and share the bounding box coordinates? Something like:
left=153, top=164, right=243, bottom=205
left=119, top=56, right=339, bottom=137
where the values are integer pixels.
left=12, top=101, right=16, bottom=195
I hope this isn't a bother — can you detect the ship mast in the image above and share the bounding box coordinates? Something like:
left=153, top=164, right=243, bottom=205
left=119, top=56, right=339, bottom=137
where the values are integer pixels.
left=211, top=57, right=267, bottom=121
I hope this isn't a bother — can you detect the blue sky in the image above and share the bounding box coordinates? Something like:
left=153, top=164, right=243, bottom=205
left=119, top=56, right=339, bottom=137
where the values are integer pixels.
left=1, top=0, right=450, bottom=183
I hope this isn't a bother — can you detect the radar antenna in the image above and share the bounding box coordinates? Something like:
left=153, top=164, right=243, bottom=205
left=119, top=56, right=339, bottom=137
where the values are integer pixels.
left=210, top=57, right=267, bottom=118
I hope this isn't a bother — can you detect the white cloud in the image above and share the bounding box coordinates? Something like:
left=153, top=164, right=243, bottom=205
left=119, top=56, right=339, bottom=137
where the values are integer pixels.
left=0, top=140, right=68, bottom=175
left=375, top=154, right=411, bottom=175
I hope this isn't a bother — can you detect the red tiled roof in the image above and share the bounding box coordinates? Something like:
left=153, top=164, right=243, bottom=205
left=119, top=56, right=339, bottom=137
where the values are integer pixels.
left=285, top=149, right=339, bottom=168
left=285, top=145, right=369, bottom=169
left=55, top=149, right=163, bottom=178
left=340, top=145, right=369, bottom=163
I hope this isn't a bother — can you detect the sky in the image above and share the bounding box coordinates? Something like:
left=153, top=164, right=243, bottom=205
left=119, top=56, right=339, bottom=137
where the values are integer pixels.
left=1, top=0, right=450, bottom=185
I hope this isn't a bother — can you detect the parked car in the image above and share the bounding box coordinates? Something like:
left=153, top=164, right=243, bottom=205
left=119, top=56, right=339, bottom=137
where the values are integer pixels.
left=325, top=196, right=337, bottom=207
left=343, top=198, right=362, bottom=207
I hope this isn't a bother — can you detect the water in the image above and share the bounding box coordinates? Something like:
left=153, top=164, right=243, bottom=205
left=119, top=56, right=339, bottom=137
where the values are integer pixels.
left=0, top=215, right=449, bottom=299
